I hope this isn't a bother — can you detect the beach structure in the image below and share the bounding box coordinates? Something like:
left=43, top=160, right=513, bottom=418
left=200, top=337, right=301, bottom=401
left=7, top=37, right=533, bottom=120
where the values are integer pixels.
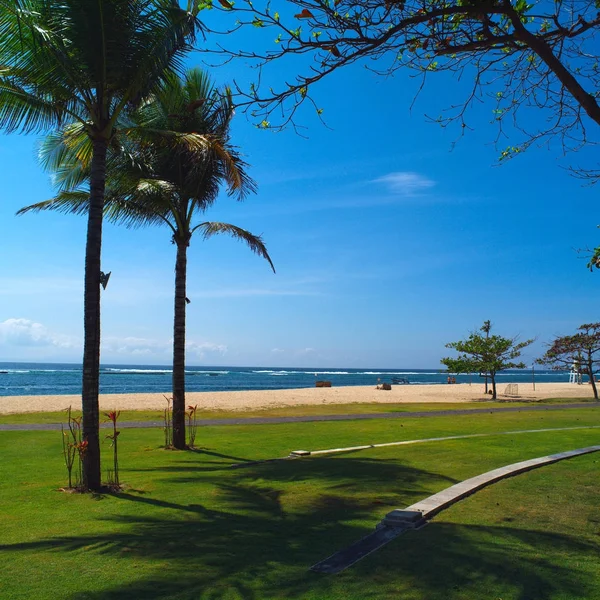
left=569, top=362, right=582, bottom=384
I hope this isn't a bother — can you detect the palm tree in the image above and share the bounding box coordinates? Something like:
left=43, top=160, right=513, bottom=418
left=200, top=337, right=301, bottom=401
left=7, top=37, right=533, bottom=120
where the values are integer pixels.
left=0, top=0, right=200, bottom=489
left=20, top=68, right=275, bottom=449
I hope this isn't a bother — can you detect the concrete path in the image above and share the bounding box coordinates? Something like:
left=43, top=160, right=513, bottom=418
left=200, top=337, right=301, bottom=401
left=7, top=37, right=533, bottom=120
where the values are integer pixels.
left=0, top=401, right=596, bottom=431
left=311, top=444, right=600, bottom=574
left=291, top=425, right=600, bottom=458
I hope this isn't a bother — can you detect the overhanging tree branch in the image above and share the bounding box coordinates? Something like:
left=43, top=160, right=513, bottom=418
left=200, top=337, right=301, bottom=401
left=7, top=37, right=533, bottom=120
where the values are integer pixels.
left=200, top=0, right=600, bottom=174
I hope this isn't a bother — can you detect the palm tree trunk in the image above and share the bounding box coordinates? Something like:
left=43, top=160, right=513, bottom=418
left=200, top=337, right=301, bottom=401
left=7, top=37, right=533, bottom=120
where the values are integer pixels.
left=490, top=373, right=497, bottom=400
left=82, top=137, right=108, bottom=491
left=172, top=239, right=188, bottom=449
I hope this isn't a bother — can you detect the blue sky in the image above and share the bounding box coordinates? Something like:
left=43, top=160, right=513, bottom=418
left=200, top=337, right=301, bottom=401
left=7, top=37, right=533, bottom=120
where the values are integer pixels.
left=0, top=24, right=598, bottom=368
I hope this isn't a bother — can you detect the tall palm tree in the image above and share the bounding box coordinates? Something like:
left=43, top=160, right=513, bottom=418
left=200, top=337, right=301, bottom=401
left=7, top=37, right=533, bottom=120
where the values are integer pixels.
left=0, top=0, right=200, bottom=488
left=21, top=68, right=275, bottom=449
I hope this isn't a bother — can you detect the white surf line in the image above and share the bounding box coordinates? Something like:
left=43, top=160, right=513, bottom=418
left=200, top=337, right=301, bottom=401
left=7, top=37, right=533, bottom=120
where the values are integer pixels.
left=311, top=444, right=600, bottom=574
left=290, top=425, right=600, bottom=458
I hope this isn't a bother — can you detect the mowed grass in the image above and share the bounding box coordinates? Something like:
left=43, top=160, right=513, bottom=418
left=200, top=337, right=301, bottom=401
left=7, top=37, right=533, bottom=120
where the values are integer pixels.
left=0, top=396, right=596, bottom=424
left=1, top=408, right=599, bottom=599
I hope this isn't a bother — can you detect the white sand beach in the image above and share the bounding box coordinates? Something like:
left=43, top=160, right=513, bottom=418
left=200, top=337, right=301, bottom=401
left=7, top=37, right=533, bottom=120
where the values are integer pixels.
left=0, top=382, right=596, bottom=414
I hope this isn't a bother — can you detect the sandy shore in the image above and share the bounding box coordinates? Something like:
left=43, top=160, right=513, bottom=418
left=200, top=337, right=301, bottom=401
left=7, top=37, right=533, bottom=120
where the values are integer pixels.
left=0, top=382, right=596, bottom=414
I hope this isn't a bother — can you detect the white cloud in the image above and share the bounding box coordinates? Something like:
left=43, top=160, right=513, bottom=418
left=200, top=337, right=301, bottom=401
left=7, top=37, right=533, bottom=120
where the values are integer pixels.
left=186, top=341, right=228, bottom=359
left=0, top=277, right=81, bottom=297
left=0, top=318, right=77, bottom=348
left=297, top=347, right=317, bottom=356
left=0, top=319, right=228, bottom=362
left=372, top=171, right=435, bottom=195
left=271, top=348, right=285, bottom=354
left=190, top=288, right=322, bottom=298
left=102, top=336, right=168, bottom=356
left=101, top=336, right=227, bottom=359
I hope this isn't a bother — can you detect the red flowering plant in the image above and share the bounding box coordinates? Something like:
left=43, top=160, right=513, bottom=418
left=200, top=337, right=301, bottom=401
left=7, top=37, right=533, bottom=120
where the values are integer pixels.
left=187, top=404, right=199, bottom=448
left=61, top=406, right=85, bottom=490
left=104, top=410, right=121, bottom=487
left=163, top=395, right=173, bottom=448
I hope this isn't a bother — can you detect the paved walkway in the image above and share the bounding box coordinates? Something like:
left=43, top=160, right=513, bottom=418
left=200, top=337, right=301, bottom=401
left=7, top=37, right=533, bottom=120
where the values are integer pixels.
left=0, top=401, right=596, bottom=431
left=311, top=444, right=600, bottom=574
left=292, top=425, right=600, bottom=457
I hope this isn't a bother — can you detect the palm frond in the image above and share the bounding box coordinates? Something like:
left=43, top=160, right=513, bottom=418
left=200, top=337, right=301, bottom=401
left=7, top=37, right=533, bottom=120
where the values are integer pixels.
left=193, top=222, right=275, bottom=273
left=0, top=78, right=67, bottom=133
left=111, top=1, right=202, bottom=111
left=102, top=196, right=173, bottom=230
left=38, top=123, right=92, bottom=190
left=29, top=65, right=260, bottom=252
left=17, top=191, right=90, bottom=216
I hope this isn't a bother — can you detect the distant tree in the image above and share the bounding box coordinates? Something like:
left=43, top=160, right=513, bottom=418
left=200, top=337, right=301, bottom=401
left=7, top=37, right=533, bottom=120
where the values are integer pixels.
left=588, top=228, right=600, bottom=272
left=480, top=319, right=492, bottom=393
left=206, top=0, right=600, bottom=175
left=20, top=69, right=275, bottom=450
left=591, top=246, right=600, bottom=271
left=441, top=321, right=534, bottom=399
left=0, top=0, right=200, bottom=490
left=537, top=323, right=600, bottom=400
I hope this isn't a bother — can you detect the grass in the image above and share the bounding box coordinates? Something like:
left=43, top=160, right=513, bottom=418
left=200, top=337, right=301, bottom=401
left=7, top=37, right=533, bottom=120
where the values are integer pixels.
left=0, top=396, right=596, bottom=425
left=1, top=407, right=600, bottom=599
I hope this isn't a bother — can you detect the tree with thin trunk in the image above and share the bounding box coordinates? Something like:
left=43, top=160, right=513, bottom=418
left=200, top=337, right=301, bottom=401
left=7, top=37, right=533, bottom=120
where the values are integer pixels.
left=0, top=0, right=200, bottom=489
left=441, top=321, right=534, bottom=399
left=20, top=68, right=275, bottom=449
left=537, top=323, right=600, bottom=400
left=481, top=320, right=492, bottom=394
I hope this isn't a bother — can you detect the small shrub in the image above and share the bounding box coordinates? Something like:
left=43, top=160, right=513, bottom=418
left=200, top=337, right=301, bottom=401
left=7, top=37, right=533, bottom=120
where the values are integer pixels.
left=187, top=404, right=198, bottom=448
left=61, top=406, right=85, bottom=490
left=163, top=395, right=173, bottom=448
left=104, top=410, right=121, bottom=488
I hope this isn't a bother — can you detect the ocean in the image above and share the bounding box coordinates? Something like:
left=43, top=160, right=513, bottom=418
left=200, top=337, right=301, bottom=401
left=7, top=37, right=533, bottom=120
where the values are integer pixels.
left=0, top=362, right=568, bottom=397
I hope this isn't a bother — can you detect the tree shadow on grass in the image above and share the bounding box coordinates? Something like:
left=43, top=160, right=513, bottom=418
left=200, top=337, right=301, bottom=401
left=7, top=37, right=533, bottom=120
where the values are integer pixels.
left=151, top=454, right=458, bottom=490
left=1, top=455, right=597, bottom=599
left=188, top=447, right=255, bottom=463
left=346, top=521, right=600, bottom=600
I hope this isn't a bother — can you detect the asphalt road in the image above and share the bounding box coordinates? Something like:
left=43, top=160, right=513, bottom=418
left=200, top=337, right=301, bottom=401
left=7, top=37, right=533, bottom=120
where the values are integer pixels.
left=0, top=402, right=596, bottom=431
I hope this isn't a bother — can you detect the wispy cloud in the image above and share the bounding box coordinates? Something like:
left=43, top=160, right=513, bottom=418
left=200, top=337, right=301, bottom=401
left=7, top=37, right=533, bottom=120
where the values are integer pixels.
left=101, top=336, right=167, bottom=356
left=0, top=277, right=81, bottom=297
left=186, top=341, right=227, bottom=358
left=189, top=288, right=324, bottom=299
left=0, top=318, right=77, bottom=348
left=231, top=171, right=440, bottom=216
left=297, top=347, right=317, bottom=356
left=101, top=335, right=227, bottom=359
left=372, top=171, right=435, bottom=195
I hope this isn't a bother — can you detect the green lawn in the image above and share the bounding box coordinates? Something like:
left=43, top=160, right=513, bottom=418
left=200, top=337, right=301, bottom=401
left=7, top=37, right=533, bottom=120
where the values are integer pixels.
left=0, top=396, right=595, bottom=425
left=1, top=407, right=599, bottom=599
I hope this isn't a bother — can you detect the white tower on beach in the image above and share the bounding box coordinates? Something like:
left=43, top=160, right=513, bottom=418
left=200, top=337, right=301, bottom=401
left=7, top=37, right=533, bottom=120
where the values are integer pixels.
left=569, top=362, right=582, bottom=384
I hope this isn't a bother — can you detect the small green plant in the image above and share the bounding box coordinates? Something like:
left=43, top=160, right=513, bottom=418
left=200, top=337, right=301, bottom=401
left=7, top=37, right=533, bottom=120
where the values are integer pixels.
left=187, top=404, right=199, bottom=448
left=163, top=395, right=173, bottom=448
left=61, top=406, right=84, bottom=490
left=76, top=439, right=88, bottom=488
left=104, top=410, right=121, bottom=488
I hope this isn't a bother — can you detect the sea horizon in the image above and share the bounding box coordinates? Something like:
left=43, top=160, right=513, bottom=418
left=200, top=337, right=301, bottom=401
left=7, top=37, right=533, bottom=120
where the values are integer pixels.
left=0, top=361, right=568, bottom=397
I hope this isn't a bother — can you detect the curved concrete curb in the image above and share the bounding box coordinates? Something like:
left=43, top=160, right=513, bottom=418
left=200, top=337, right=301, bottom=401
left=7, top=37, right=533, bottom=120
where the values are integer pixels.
left=291, top=425, right=600, bottom=458
left=384, top=444, right=600, bottom=524
left=311, top=444, right=600, bottom=574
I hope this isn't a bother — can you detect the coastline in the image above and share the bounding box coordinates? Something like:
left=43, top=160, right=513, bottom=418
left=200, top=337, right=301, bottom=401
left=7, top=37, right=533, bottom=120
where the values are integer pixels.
left=0, top=382, right=595, bottom=414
